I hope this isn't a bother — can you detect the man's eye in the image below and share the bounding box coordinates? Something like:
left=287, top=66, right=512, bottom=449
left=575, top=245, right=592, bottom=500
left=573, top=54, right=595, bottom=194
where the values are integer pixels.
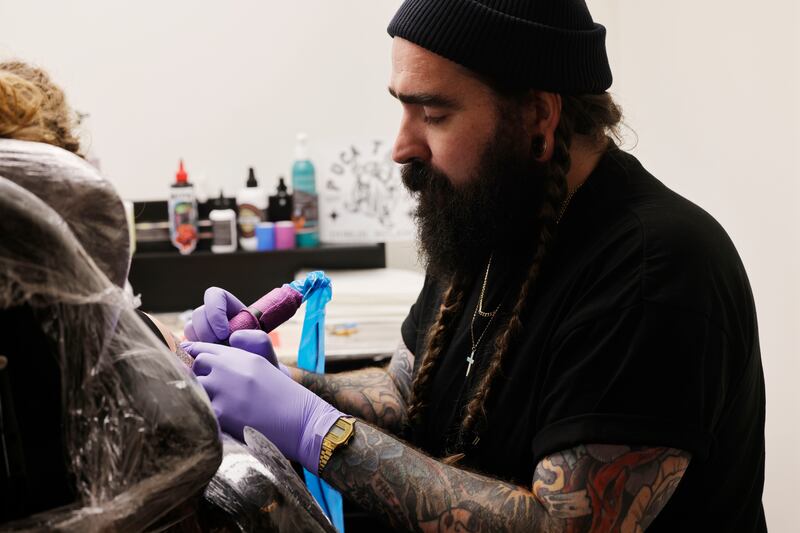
left=424, top=115, right=447, bottom=125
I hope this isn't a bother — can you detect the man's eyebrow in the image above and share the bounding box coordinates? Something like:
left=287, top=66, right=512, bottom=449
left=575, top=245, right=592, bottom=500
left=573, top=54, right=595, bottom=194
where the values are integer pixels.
left=388, top=87, right=461, bottom=109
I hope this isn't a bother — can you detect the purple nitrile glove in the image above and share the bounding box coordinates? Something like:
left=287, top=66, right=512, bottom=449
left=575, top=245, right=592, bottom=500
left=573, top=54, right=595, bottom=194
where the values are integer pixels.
left=228, top=329, right=291, bottom=378
left=182, top=340, right=343, bottom=474
left=184, top=287, right=245, bottom=343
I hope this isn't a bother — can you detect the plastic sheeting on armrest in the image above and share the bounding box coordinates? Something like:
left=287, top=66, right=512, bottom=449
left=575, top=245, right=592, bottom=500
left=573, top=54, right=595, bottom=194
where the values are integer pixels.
left=0, top=171, right=221, bottom=530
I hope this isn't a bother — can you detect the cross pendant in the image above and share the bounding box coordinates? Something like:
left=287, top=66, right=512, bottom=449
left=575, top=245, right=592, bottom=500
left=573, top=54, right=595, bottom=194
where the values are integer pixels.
left=466, top=350, right=475, bottom=377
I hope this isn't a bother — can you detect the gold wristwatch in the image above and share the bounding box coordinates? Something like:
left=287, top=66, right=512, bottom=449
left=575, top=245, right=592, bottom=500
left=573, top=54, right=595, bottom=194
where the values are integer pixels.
left=318, top=416, right=356, bottom=475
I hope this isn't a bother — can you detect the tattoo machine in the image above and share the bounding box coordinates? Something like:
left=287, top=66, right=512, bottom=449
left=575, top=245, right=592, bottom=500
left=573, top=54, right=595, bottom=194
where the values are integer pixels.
left=227, top=271, right=330, bottom=334
left=229, top=270, right=341, bottom=528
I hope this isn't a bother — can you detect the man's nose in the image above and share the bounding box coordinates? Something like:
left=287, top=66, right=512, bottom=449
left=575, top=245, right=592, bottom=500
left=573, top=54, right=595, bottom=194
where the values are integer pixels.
left=392, top=115, right=430, bottom=164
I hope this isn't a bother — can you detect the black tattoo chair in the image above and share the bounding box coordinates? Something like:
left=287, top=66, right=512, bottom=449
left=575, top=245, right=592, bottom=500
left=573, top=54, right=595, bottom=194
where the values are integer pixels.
left=0, top=140, right=334, bottom=532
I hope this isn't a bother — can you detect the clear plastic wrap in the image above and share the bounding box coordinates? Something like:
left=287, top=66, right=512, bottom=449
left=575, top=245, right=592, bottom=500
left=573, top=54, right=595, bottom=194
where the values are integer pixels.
left=191, top=429, right=336, bottom=533
left=0, top=139, right=132, bottom=288
left=0, top=140, right=222, bottom=531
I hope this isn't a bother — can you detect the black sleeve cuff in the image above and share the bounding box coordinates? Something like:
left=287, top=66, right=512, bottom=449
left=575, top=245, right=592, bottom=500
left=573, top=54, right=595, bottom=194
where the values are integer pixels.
left=401, top=314, right=417, bottom=357
left=531, top=413, right=712, bottom=464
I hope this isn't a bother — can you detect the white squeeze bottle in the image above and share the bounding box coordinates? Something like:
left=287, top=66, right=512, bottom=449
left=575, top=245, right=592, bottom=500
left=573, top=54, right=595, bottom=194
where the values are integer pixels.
left=209, top=190, right=237, bottom=254
left=236, top=167, right=267, bottom=251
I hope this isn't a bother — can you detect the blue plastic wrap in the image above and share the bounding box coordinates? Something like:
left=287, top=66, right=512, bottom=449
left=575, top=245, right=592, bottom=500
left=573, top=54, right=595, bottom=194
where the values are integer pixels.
left=293, top=272, right=345, bottom=532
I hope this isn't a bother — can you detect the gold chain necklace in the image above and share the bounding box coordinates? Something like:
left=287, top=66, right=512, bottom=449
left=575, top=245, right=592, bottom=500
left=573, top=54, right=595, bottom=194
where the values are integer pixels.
left=466, top=181, right=583, bottom=377
left=476, top=254, right=496, bottom=317
left=467, top=257, right=501, bottom=377
left=556, top=182, right=584, bottom=224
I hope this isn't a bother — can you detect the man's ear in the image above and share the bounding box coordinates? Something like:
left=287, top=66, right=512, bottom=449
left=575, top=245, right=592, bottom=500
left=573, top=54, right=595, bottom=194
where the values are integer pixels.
left=522, top=91, right=562, bottom=161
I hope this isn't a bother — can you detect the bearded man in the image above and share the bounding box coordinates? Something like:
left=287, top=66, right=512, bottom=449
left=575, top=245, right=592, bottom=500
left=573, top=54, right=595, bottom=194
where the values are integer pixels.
left=182, top=1, right=767, bottom=531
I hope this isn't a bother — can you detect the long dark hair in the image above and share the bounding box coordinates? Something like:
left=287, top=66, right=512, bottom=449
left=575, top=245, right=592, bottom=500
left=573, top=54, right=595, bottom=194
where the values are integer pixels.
left=407, top=90, right=624, bottom=451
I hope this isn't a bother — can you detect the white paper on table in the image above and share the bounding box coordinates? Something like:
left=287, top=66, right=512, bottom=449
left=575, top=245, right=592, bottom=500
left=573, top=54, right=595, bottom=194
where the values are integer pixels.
left=272, top=268, right=426, bottom=361
left=317, top=138, right=416, bottom=243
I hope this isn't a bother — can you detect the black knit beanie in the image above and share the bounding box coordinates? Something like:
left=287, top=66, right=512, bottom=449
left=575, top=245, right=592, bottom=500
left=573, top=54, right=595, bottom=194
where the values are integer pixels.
left=388, top=0, right=612, bottom=94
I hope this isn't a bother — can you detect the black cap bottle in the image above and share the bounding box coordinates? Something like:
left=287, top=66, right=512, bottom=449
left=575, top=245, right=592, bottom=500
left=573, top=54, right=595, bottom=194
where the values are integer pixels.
left=268, top=177, right=293, bottom=222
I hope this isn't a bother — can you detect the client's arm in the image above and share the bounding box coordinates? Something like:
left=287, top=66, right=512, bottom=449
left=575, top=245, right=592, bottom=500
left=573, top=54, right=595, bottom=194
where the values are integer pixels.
left=136, top=310, right=195, bottom=367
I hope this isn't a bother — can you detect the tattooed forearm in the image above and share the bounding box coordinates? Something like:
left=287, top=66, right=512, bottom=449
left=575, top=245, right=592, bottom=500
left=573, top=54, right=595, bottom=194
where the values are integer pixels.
left=297, top=341, right=414, bottom=434
left=322, top=422, right=553, bottom=533
left=321, top=422, right=690, bottom=533
left=300, top=367, right=408, bottom=433
left=532, top=444, right=691, bottom=531
left=386, top=340, right=414, bottom=404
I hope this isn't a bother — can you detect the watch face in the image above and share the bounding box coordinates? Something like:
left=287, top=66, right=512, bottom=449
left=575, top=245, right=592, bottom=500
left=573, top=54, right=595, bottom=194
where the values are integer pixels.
left=330, top=425, right=346, bottom=438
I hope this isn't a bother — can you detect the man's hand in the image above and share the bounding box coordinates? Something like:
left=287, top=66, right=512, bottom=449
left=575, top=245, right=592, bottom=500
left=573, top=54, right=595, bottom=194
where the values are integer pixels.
left=184, top=287, right=246, bottom=343
left=227, top=329, right=291, bottom=377
left=182, top=286, right=292, bottom=376
left=182, top=285, right=416, bottom=434
left=182, top=340, right=343, bottom=474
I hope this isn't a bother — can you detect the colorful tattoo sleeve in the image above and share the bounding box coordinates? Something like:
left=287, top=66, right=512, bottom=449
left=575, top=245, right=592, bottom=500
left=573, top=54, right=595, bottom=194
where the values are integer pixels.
left=322, top=422, right=690, bottom=532
left=533, top=444, right=690, bottom=532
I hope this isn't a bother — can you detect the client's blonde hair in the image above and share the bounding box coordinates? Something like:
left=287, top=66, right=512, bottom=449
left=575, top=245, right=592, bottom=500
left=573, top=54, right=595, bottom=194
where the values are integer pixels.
left=0, top=61, right=81, bottom=155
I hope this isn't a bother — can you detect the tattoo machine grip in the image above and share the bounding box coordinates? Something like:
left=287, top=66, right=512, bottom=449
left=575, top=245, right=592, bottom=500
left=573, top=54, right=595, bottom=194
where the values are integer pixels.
left=228, top=286, right=304, bottom=334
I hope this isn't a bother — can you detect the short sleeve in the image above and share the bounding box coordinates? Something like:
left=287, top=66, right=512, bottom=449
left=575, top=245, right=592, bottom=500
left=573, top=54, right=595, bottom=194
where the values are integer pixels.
left=531, top=301, right=722, bottom=463
left=401, top=275, right=437, bottom=359
left=401, top=300, right=420, bottom=356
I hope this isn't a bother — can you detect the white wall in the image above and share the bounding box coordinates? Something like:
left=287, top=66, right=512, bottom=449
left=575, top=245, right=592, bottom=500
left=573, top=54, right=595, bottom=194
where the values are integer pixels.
left=0, top=1, right=403, bottom=200
left=590, top=1, right=800, bottom=528
left=1, top=1, right=797, bottom=528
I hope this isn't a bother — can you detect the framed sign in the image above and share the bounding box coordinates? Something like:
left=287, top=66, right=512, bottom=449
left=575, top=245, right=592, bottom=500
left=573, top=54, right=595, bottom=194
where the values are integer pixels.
left=318, top=139, right=415, bottom=243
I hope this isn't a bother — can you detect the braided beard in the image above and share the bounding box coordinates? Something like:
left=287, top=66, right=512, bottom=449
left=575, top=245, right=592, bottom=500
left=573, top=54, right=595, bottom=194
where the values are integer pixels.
left=401, top=114, right=551, bottom=280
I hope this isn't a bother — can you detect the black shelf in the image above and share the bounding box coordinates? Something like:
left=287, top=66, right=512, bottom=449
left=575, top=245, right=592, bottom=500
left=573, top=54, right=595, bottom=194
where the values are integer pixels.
left=129, top=243, right=386, bottom=312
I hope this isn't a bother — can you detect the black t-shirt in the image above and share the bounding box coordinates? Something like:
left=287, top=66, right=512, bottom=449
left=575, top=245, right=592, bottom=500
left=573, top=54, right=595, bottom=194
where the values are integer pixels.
left=401, top=149, right=766, bottom=531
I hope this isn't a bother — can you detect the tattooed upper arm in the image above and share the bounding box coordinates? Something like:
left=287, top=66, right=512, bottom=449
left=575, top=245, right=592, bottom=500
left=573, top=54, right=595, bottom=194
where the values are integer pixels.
left=532, top=444, right=691, bottom=531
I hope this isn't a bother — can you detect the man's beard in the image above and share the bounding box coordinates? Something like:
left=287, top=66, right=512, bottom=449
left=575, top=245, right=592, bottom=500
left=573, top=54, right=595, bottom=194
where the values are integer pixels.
left=401, top=114, right=551, bottom=280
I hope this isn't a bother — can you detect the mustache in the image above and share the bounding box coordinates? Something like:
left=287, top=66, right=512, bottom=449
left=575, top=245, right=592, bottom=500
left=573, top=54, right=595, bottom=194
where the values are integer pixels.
left=401, top=161, right=450, bottom=194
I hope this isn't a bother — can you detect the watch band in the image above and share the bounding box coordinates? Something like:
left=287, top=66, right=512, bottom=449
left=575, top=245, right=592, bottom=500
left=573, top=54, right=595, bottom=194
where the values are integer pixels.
left=318, top=416, right=356, bottom=475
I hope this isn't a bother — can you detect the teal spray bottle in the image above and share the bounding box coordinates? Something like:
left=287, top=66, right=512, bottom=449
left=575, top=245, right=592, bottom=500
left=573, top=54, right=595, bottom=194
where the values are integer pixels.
left=291, top=133, right=319, bottom=248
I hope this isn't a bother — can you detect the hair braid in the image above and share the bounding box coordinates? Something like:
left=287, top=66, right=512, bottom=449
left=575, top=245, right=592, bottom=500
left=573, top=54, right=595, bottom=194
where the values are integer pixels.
left=408, top=273, right=473, bottom=427
left=459, top=126, right=573, bottom=442
left=407, top=89, right=622, bottom=448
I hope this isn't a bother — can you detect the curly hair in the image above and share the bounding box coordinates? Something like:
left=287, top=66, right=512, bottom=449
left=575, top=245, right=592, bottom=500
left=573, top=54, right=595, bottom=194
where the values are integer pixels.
left=0, top=60, right=82, bottom=155
left=407, top=90, right=623, bottom=456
